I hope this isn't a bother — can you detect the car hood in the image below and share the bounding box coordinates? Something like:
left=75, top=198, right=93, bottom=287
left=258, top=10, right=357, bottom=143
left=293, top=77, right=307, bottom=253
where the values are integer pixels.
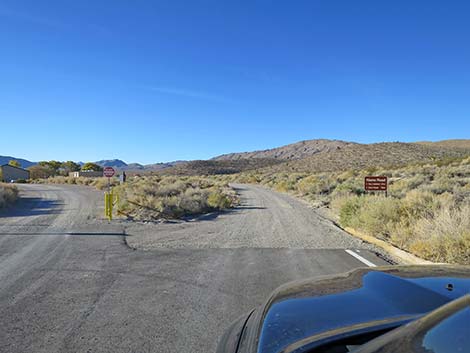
left=225, top=265, right=470, bottom=353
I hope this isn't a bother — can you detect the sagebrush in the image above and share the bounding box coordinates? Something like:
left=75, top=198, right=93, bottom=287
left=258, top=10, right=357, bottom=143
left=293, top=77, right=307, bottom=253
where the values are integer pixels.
left=114, top=176, right=238, bottom=221
left=0, top=183, right=18, bottom=208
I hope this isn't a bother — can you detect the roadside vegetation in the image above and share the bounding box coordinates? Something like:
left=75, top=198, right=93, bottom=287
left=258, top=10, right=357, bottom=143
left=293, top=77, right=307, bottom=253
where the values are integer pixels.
left=0, top=183, right=19, bottom=209
left=33, top=175, right=119, bottom=190
left=231, top=156, right=470, bottom=264
left=113, top=176, right=238, bottom=221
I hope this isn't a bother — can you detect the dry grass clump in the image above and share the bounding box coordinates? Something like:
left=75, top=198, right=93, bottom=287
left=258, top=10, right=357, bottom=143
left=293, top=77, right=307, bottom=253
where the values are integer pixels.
left=235, top=155, right=470, bottom=264
left=0, top=183, right=19, bottom=208
left=33, top=176, right=119, bottom=190
left=408, top=204, right=470, bottom=264
left=114, top=176, right=238, bottom=221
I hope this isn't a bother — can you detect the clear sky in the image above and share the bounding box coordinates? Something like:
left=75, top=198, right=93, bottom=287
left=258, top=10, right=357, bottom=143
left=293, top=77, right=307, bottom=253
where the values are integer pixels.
left=1, top=1, right=469, bottom=164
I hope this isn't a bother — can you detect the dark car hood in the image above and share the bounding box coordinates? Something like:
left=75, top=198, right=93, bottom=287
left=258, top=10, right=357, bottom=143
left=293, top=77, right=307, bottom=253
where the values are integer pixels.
left=227, top=265, right=470, bottom=353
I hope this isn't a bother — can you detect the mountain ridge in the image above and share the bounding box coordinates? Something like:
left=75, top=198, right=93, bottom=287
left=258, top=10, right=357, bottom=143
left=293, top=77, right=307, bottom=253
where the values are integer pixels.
left=2, top=139, right=469, bottom=174
left=212, top=139, right=356, bottom=161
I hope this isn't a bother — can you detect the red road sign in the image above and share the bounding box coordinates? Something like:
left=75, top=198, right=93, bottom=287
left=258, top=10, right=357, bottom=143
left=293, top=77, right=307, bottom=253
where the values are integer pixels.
left=364, top=176, right=387, bottom=191
left=103, top=167, right=115, bottom=178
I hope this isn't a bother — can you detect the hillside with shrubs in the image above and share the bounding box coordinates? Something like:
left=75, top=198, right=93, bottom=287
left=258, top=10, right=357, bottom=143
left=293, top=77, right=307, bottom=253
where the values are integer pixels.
left=161, top=140, right=470, bottom=176
left=159, top=158, right=283, bottom=176
left=231, top=156, right=470, bottom=264
left=260, top=142, right=470, bottom=173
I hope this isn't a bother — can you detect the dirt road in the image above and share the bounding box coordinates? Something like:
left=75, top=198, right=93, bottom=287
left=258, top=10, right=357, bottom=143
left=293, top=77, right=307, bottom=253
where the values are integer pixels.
left=125, top=183, right=375, bottom=250
left=0, top=184, right=389, bottom=353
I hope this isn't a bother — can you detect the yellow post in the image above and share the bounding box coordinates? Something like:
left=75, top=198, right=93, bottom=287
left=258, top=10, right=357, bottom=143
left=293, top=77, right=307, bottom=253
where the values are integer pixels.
left=109, top=189, right=113, bottom=220
left=105, top=192, right=109, bottom=219
left=104, top=192, right=113, bottom=221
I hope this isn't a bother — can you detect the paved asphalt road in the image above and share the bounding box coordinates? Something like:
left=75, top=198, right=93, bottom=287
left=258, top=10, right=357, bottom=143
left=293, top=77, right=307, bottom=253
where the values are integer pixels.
left=0, top=184, right=389, bottom=353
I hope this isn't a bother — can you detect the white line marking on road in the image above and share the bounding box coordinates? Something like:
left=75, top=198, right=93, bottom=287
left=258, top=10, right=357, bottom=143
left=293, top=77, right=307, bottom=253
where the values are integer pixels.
left=345, top=249, right=377, bottom=267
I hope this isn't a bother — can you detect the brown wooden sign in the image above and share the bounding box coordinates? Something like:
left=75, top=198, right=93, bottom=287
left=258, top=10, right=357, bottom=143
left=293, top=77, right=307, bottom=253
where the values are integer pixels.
left=364, top=176, right=388, bottom=192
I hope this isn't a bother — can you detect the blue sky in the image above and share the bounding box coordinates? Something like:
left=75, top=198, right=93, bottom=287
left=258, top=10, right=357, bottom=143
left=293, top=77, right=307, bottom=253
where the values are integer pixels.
left=0, top=1, right=469, bottom=164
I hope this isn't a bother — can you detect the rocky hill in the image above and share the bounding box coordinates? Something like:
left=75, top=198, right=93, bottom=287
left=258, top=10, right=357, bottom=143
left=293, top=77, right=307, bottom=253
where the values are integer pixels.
left=260, top=142, right=470, bottom=173
left=161, top=139, right=470, bottom=175
left=95, top=159, right=129, bottom=169
left=212, top=139, right=355, bottom=161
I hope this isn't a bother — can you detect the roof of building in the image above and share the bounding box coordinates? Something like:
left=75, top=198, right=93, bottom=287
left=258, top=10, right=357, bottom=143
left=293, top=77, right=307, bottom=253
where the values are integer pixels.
left=0, top=164, right=30, bottom=172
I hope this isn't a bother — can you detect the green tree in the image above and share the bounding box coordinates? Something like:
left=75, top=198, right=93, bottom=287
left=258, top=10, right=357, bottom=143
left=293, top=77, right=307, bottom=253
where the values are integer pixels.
left=81, top=162, right=103, bottom=172
left=62, top=161, right=81, bottom=173
left=37, top=160, right=63, bottom=175
left=8, top=160, right=21, bottom=168
left=28, top=165, right=55, bottom=179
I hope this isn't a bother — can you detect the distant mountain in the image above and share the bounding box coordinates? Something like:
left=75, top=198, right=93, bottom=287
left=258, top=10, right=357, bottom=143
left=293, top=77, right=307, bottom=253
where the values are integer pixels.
left=95, top=159, right=129, bottom=169
left=144, top=161, right=187, bottom=171
left=212, top=139, right=356, bottom=161
left=94, top=159, right=187, bottom=171
left=0, top=156, right=36, bottom=168
left=126, top=163, right=145, bottom=170
left=161, top=139, right=470, bottom=176
left=4, top=138, right=468, bottom=176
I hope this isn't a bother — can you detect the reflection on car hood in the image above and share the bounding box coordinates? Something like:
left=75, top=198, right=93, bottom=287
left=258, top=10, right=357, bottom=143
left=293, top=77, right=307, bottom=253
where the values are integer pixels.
left=253, top=266, right=470, bottom=353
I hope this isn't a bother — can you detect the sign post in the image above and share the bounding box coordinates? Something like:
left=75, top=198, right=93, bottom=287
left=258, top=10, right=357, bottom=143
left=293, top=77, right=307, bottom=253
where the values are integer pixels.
left=364, top=176, right=388, bottom=197
left=103, top=167, right=116, bottom=220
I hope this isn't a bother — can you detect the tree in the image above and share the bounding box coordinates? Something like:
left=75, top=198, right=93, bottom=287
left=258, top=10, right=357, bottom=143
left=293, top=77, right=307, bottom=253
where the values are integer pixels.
left=38, top=161, right=62, bottom=174
left=8, top=160, right=21, bottom=168
left=62, top=161, right=81, bottom=173
left=28, top=165, right=55, bottom=179
left=81, top=162, right=103, bottom=172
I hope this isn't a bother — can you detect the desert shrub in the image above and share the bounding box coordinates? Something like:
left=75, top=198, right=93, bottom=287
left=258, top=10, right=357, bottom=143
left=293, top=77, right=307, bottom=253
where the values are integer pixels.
left=335, top=195, right=408, bottom=238
left=399, top=190, right=441, bottom=220
left=114, top=176, right=238, bottom=221
left=409, top=204, right=470, bottom=263
left=296, top=175, right=318, bottom=195
left=236, top=174, right=260, bottom=184
left=331, top=179, right=364, bottom=197
left=296, top=175, right=335, bottom=195
left=335, top=196, right=364, bottom=228
left=274, top=180, right=290, bottom=193
left=0, top=183, right=18, bottom=208
left=425, top=176, right=458, bottom=195
left=337, top=170, right=358, bottom=181
left=207, top=191, right=232, bottom=209
left=333, top=188, right=470, bottom=264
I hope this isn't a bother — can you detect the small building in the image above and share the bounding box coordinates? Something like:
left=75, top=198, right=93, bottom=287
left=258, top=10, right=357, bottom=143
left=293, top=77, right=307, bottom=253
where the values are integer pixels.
left=0, top=164, right=30, bottom=182
left=69, top=171, right=104, bottom=178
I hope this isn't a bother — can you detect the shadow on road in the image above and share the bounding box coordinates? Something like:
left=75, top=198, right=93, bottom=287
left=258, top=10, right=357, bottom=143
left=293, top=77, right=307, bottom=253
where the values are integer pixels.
left=0, top=231, right=126, bottom=237
left=0, top=198, right=63, bottom=218
left=180, top=204, right=266, bottom=223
